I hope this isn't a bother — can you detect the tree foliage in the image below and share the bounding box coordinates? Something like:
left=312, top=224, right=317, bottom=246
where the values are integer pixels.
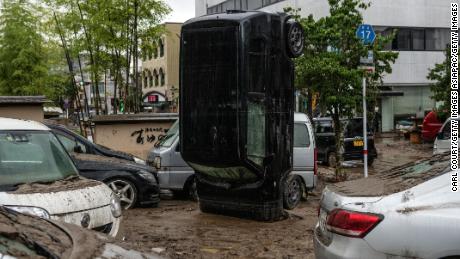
left=291, top=0, right=399, bottom=178
left=47, top=0, right=170, bottom=114
left=0, top=0, right=69, bottom=101
left=428, top=46, right=451, bottom=116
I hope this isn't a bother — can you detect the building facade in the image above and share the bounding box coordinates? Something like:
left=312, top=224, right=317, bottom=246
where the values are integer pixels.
left=195, top=0, right=455, bottom=131
left=141, top=23, right=181, bottom=112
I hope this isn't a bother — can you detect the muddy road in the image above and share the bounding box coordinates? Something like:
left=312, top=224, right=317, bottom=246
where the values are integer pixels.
left=115, top=136, right=433, bottom=258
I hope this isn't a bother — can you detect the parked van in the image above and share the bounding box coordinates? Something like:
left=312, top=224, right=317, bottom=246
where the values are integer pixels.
left=148, top=112, right=316, bottom=210
left=433, top=117, right=454, bottom=154
left=0, top=118, right=121, bottom=237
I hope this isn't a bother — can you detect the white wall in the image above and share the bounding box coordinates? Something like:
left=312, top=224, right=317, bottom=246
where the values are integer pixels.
left=382, top=51, right=445, bottom=85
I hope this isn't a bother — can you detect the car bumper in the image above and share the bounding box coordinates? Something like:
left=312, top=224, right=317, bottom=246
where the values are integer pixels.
left=292, top=170, right=316, bottom=190
left=343, top=151, right=377, bottom=161
left=314, top=225, right=386, bottom=259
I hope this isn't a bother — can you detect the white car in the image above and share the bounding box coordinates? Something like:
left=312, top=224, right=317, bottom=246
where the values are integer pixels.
left=0, top=118, right=121, bottom=237
left=314, top=153, right=460, bottom=258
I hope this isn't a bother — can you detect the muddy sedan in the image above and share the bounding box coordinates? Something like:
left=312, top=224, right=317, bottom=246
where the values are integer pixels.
left=0, top=206, right=159, bottom=259
left=314, top=153, right=460, bottom=258
left=71, top=153, right=160, bottom=210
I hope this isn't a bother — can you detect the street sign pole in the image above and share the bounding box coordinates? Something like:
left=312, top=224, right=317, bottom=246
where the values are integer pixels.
left=362, top=76, right=368, bottom=178
left=356, top=24, right=376, bottom=178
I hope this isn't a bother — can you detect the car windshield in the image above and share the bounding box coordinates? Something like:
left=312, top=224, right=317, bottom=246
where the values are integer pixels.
left=157, top=120, right=179, bottom=148
left=0, top=131, right=79, bottom=187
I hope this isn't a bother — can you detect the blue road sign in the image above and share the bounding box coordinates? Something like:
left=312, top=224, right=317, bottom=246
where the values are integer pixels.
left=356, top=24, right=376, bottom=45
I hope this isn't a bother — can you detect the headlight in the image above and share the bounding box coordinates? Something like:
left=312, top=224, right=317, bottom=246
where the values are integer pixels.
left=154, top=156, right=161, bottom=169
left=138, top=170, right=157, bottom=183
left=110, top=195, right=122, bottom=218
left=5, top=206, right=50, bottom=219
left=133, top=156, right=146, bottom=165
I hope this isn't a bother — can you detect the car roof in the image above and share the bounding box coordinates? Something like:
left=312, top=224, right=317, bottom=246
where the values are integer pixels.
left=294, top=112, right=309, bottom=123
left=0, top=117, right=50, bottom=131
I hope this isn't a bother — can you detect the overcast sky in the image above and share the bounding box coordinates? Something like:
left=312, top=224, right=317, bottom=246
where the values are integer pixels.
left=163, top=0, right=195, bottom=23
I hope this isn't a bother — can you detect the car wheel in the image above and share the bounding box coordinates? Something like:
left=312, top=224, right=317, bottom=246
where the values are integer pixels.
left=285, top=20, right=304, bottom=58
left=107, top=178, right=137, bottom=210
left=283, top=175, right=303, bottom=210
left=185, top=176, right=198, bottom=202
left=327, top=152, right=337, bottom=168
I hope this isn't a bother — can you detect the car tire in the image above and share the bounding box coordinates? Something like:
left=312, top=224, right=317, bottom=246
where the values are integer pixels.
left=285, top=20, right=304, bottom=58
left=327, top=152, right=337, bottom=168
left=185, top=176, right=198, bottom=202
left=106, top=178, right=138, bottom=210
left=283, top=175, right=304, bottom=210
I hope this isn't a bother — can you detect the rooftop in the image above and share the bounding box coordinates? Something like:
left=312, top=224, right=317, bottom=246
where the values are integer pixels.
left=0, top=96, right=47, bottom=104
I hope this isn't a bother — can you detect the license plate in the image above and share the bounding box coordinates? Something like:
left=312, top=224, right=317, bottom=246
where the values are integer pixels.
left=319, top=209, right=328, bottom=235
left=353, top=140, right=364, bottom=147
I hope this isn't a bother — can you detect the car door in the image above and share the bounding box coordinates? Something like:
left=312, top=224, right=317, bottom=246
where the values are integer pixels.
left=314, top=120, right=334, bottom=162
left=168, top=138, right=195, bottom=189
left=293, top=122, right=314, bottom=172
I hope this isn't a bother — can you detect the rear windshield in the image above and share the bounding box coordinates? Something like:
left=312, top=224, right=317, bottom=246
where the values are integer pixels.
left=0, top=131, right=78, bottom=187
left=294, top=123, right=310, bottom=147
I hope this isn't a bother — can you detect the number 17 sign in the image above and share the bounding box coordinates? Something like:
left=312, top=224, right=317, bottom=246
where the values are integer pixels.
left=356, top=24, right=376, bottom=45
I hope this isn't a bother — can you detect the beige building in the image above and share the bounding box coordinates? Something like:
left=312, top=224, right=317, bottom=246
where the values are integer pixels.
left=142, top=23, right=181, bottom=112
left=0, top=96, right=46, bottom=122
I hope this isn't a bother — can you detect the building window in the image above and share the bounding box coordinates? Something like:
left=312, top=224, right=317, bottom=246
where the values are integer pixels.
left=377, top=27, right=450, bottom=51
left=143, top=71, right=148, bottom=88
left=154, top=69, right=159, bottom=87
left=148, top=70, right=153, bottom=87
left=159, top=39, right=164, bottom=57
left=159, top=68, right=165, bottom=86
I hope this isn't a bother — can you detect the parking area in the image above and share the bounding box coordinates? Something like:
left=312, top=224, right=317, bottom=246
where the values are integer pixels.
left=114, top=135, right=433, bottom=258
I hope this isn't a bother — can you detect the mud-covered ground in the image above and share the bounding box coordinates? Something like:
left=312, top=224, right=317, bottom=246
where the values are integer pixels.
left=115, top=135, right=433, bottom=259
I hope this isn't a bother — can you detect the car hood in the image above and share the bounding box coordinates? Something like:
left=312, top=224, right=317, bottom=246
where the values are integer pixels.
left=0, top=177, right=112, bottom=215
left=73, top=153, right=154, bottom=173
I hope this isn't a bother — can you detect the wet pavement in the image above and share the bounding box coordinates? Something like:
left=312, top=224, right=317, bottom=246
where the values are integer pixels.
left=115, top=135, right=433, bottom=258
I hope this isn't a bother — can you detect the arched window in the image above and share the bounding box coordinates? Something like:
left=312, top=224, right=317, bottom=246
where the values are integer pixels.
left=148, top=70, right=153, bottom=87
left=159, top=39, right=164, bottom=57
left=159, top=68, right=165, bottom=86
left=154, top=69, right=159, bottom=87
left=147, top=48, right=153, bottom=60
left=153, top=44, right=158, bottom=59
left=143, top=71, right=148, bottom=88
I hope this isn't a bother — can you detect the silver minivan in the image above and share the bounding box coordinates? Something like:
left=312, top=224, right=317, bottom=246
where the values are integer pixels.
left=148, top=112, right=316, bottom=210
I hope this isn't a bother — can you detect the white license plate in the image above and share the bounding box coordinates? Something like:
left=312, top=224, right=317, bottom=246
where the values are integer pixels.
left=319, top=209, right=328, bottom=235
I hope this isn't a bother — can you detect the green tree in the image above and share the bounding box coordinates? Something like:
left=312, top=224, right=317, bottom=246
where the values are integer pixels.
left=428, top=46, right=451, bottom=120
left=0, top=0, right=48, bottom=95
left=292, top=0, right=398, bottom=179
left=48, top=0, right=170, bottom=114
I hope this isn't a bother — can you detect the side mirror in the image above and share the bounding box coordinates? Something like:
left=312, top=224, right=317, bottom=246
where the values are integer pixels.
left=74, top=145, right=83, bottom=153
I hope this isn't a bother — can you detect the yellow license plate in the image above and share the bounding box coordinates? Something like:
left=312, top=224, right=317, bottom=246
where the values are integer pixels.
left=353, top=140, right=364, bottom=147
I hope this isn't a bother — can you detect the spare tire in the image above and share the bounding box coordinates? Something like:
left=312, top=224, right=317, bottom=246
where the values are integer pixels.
left=285, top=20, right=304, bottom=58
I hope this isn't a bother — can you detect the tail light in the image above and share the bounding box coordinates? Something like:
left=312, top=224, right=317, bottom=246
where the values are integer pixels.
left=326, top=209, right=382, bottom=238
left=154, top=156, right=161, bottom=170
left=314, top=148, right=318, bottom=175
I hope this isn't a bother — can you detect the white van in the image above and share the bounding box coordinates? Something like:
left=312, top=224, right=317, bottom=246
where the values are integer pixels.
left=0, top=118, right=121, bottom=236
left=148, top=112, right=317, bottom=210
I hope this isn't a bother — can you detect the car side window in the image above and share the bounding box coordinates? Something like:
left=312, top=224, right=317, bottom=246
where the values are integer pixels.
left=294, top=123, right=310, bottom=147
left=315, top=122, right=333, bottom=134
left=55, top=133, right=87, bottom=154
left=442, top=121, right=451, bottom=139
